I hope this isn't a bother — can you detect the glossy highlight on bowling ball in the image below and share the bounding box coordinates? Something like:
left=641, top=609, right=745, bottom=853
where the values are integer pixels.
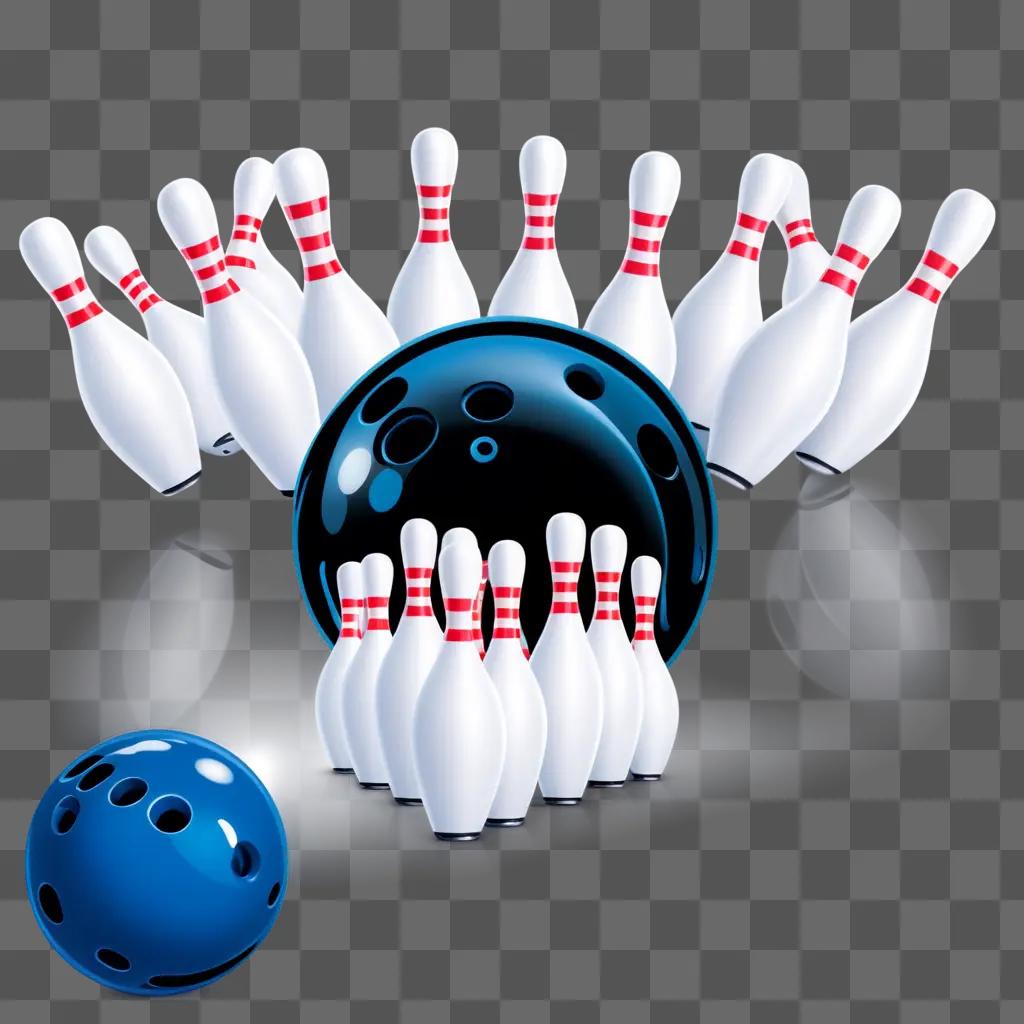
left=25, top=730, right=287, bottom=997
left=293, top=317, right=717, bottom=663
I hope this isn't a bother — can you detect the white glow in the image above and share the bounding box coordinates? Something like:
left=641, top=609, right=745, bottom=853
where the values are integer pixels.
left=195, top=758, right=234, bottom=785
left=217, top=818, right=238, bottom=848
left=113, top=739, right=171, bottom=756
left=337, top=447, right=372, bottom=494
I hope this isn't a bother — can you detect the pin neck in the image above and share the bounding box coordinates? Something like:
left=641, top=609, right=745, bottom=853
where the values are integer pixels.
left=416, top=184, right=452, bottom=243
left=905, top=248, right=959, bottom=304
left=819, top=242, right=870, bottom=298
left=522, top=192, right=558, bottom=250
left=443, top=596, right=475, bottom=642
left=726, top=211, right=770, bottom=262
left=622, top=209, right=668, bottom=277
left=364, top=594, right=390, bottom=632
left=340, top=597, right=363, bottom=640
left=491, top=583, right=522, bottom=640
left=471, top=562, right=487, bottom=654
left=225, top=213, right=264, bottom=271
left=549, top=559, right=581, bottom=615
left=633, top=594, right=656, bottom=644
left=50, top=277, right=103, bottom=328
left=592, top=569, right=622, bottom=622
left=118, top=268, right=163, bottom=314
left=179, top=235, right=240, bottom=305
left=783, top=217, right=817, bottom=249
left=282, top=195, right=344, bottom=282
left=404, top=566, right=434, bottom=617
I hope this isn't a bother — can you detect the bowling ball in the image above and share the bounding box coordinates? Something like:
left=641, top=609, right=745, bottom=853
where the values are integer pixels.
left=293, top=317, right=716, bottom=663
left=25, top=730, right=287, bottom=996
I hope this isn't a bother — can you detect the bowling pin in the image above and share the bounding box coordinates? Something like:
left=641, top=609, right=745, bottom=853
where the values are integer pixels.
left=440, top=526, right=486, bottom=656
left=83, top=225, right=238, bottom=457
left=530, top=512, right=604, bottom=804
left=314, top=560, right=363, bottom=773
left=224, top=157, right=303, bottom=336
left=797, top=189, right=996, bottom=475
left=776, top=161, right=831, bottom=306
left=387, top=127, right=480, bottom=343
left=158, top=177, right=320, bottom=496
left=375, top=519, right=443, bottom=804
left=670, top=153, right=792, bottom=434
left=274, top=148, right=399, bottom=418
left=630, top=556, right=678, bottom=781
left=412, top=537, right=506, bottom=840
left=340, top=553, right=394, bottom=789
left=488, top=135, right=578, bottom=326
left=586, top=525, right=644, bottom=787
left=19, top=217, right=201, bottom=494
left=484, top=540, right=547, bottom=826
left=583, top=151, right=680, bottom=386
left=706, top=184, right=902, bottom=489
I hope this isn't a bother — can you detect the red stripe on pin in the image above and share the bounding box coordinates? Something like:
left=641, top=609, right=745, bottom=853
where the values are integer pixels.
left=182, top=236, right=221, bottom=260
left=137, top=295, right=160, bottom=313
left=785, top=218, right=812, bottom=232
left=820, top=268, right=857, bottom=296
left=494, top=607, right=517, bottom=619
left=524, top=193, right=558, bottom=205
left=51, top=277, right=88, bottom=302
left=284, top=195, right=328, bottom=220
left=634, top=630, right=655, bottom=641
left=366, top=596, right=388, bottom=608
left=201, top=280, right=239, bottom=304
left=492, top=586, right=521, bottom=598
left=231, top=229, right=258, bottom=242
left=420, top=207, right=449, bottom=220
left=298, top=231, right=331, bottom=252
left=225, top=255, right=256, bottom=269
left=835, top=243, right=869, bottom=269
left=524, top=237, right=554, bottom=250
left=906, top=277, right=942, bottom=303
left=737, top=211, right=769, bottom=232
left=525, top=214, right=555, bottom=227
left=119, top=269, right=141, bottom=289
left=406, top=567, right=432, bottom=579
left=341, top=598, right=362, bottom=608
left=635, top=596, right=656, bottom=606
left=418, top=229, right=451, bottom=243
left=727, top=240, right=760, bottom=261
left=594, top=610, right=621, bottom=620
left=788, top=231, right=817, bottom=248
left=630, top=237, right=661, bottom=253
left=305, top=260, right=343, bottom=282
left=622, top=259, right=659, bottom=276
left=195, top=260, right=226, bottom=281
left=405, top=606, right=434, bottom=616
left=631, top=209, right=668, bottom=228
left=922, top=248, right=958, bottom=278
left=595, top=571, right=621, bottom=582
left=65, top=302, right=103, bottom=327
left=492, top=627, right=521, bottom=639
left=550, top=561, right=581, bottom=572
left=443, top=627, right=474, bottom=641
left=551, top=601, right=580, bottom=614
left=445, top=597, right=473, bottom=612
left=418, top=184, right=452, bottom=198
left=235, top=214, right=262, bottom=229
left=366, top=617, right=389, bottom=630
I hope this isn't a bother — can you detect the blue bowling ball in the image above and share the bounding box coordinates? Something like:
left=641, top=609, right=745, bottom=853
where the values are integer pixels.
left=25, top=730, right=287, bottom=996
left=293, top=317, right=717, bottom=662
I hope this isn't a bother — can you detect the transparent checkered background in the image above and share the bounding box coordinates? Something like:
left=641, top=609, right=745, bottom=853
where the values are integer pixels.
left=1, top=0, right=1020, bottom=1020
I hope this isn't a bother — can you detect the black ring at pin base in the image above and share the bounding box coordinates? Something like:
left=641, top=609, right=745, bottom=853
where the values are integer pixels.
left=631, top=772, right=662, bottom=782
left=486, top=817, right=525, bottom=827
left=588, top=779, right=626, bottom=788
left=358, top=782, right=390, bottom=791
left=435, top=831, right=481, bottom=842
left=395, top=797, right=422, bottom=806
left=706, top=463, right=753, bottom=491
left=280, top=489, right=295, bottom=498
left=795, top=451, right=841, bottom=475
left=162, top=470, right=202, bottom=495
left=690, top=421, right=709, bottom=433
left=332, top=767, right=355, bottom=774
left=543, top=797, right=581, bottom=806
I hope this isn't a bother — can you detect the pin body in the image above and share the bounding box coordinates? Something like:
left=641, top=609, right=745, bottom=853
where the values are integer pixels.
left=158, top=177, right=320, bottom=495
left=776, top=161, right=831, bottom=307
left=388, top=127, right=480, bottom=343
left=83, top=225, right=238, bottom=457
left=413, top=539, right=507, bottom=840
left=630, top=556, right=678, bottom=780
left=671, top=153, right=792, bottom=434
left=586, top=525, right=643, bottom=787
left=314, top=561, right=363, bottom=772
left=707, top=184, right=902, bottom=490
left=531, top=512, right=604, bottom=804
left=275, top=149, right=398, bottom=419
left=225, top=157, right=303, bottom=336
left=376, top=519, right=443, bottom=804
left=484, top=540, right=547, bottom=826
left=797, top=189, right=996, bottom=475
left=20, top=218, right=201, bottom=494
left=584, top=152, right=680, bottom=386
left=488, top=136, right=577, bottom=327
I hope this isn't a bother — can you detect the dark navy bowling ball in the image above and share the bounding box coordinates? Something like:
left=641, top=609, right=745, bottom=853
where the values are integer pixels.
left=293, top=317, right=716, bottom=663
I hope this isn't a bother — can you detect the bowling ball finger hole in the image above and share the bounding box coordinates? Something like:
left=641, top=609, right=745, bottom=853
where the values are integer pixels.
left=62, top=754, right=101, bottom=781
left=109, top=777, right=148, bottom=807
left=230, top=841, right=261, bottom=880
left=51, top=796, right=80, bottom=835
left=267, top=882, right=282, bottom=907
left=148, top=795, right=192, bottom=834
left=564, top=365, right=605, bottom=400
left=378, top=410, right=438, bottom=466
left=96, top=949, right=131, bottom=973
left=361, top=377, right=409, bottom=424
left=38, top=884, right=63, bottom=924
left=637, top=424, right=680, bottom=480
left=462, top=382, right=514, bottom=422
left=77, top=762, right=115, bottom=792
left=471, top=436, right=498, bottom=463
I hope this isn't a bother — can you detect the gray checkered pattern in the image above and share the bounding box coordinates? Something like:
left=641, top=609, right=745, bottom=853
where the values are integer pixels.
left=0, top=0, right=1018, bottom=1019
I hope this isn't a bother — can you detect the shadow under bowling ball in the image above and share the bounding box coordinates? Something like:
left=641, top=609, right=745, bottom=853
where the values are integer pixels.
left=293, top=317, right=717, bottom=664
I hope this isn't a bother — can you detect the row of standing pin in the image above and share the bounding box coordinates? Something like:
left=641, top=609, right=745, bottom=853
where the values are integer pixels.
left=315, top=513, right=679, bottom=841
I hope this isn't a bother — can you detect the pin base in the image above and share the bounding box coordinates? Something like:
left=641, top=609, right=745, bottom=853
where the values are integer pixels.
left=543, top=797, right=580, bottom=806
left=706, top=463, right=752, bottom=491
left=332, top=767, right=355, bottom=774
left=588, top=779, right=626, bottom=788
left=486, top=817, right=525, bottom=827
left=630, top=772, right=662, bottom=782
left=162, top=470, right=202, bottom=495
left=794, top=451, right=841, bottom=475
left=394, top=797, right=422, bottom=806
left=434, top=831, right=480, bottom=842
left=358, top=782, right=390, bottom=791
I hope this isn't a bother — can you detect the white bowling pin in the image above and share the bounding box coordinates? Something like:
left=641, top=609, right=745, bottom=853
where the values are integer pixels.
left=440, top=526, right=486, bottom=656
left=275, top=148, right=399, bottom=418
left=630, top=556, right=678, bottom=781
left=583, top=151, right=680, bottom=386
left=488, top=135, right=578, bottom=326
left=314, top=561, right=363, bottom=772
left=776, top=161, right=831, bottom=306
left=225, top=157, right=303, bottom=336
left=413, top=538, right=507, bottom=841
left=387, top=127, right=480, bottom=343
left=670, top=153, right=792, bottom=433
left=706, top=184, right=902, bottom=489
left=376, top=519, right=443, bottom=804
left=340, top=552, right=393, bottom=788
left=586, top=525, right=644, bottom=787
left=797, top=189, right=996, bottom=475
left=530, top=512, right=604, bottom=804
left=19, top=218, right=201, bottom=494
left=484, top=540, right=547, bottom=827
left=83, top=225, right=238, bottom=457
left=158, top=177, right=320, bottom=496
